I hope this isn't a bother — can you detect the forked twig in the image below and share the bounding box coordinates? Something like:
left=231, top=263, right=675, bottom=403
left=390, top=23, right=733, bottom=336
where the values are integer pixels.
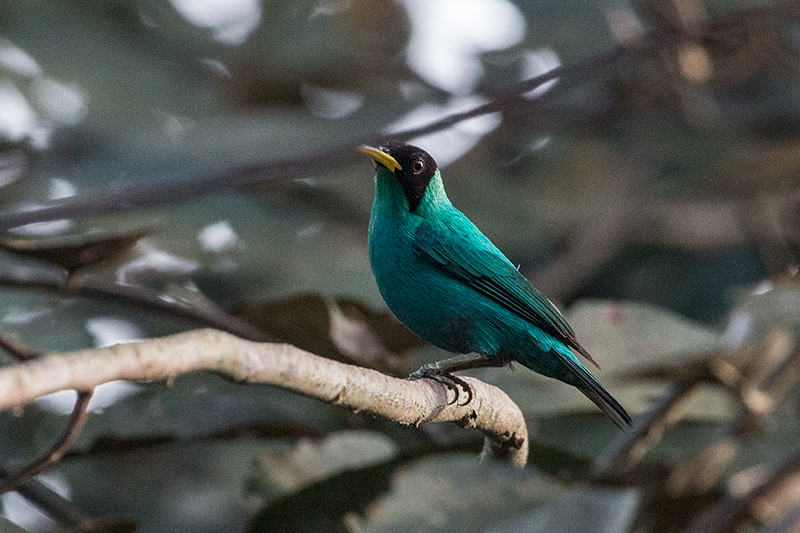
left=0, top=390, right=93, bottom=495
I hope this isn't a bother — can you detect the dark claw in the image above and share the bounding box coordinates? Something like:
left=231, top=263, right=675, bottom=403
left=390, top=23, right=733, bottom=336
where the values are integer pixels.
left=407, top=367, right=473, bottom=406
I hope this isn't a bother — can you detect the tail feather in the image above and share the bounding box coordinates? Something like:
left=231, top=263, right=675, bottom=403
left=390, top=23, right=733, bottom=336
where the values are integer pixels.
left=574, top=342, right=601, bottom=370
left=560, top=354, right=632, bottom=431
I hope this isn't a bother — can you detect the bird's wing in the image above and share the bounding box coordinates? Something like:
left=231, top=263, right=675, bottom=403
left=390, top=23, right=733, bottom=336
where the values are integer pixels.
left=415, top=212, right=600, bottom=369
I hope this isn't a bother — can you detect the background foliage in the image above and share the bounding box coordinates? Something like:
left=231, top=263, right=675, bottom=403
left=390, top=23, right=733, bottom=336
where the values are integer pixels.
left=1, top=0, right=800, bottom=531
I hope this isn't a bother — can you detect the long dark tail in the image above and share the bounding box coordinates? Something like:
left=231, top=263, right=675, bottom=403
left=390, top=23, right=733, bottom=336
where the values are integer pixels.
left=560, top=354, right=632, bottom=431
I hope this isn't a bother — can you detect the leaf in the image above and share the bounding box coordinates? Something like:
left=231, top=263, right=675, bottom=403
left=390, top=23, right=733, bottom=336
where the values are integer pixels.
left=70, top=373, right=350, bottom=453
left=327, top=301, right=401, bottom=368
left=0, top=227, right=154, bottom=274
left=0, top=517, right=33, bottom=532
left=232, top=293, right=424, bottom=373
left=564, top=300, right=722, bottom=376
left=441, top=298, right=729, bottom=422
left=722, top=280, right=800, bottom=350
left=247, top=450, right=407, bottom=533
left=488, top=486, right=640, bottom=533
left=353, top=454, right=564, bottom=533
left=0, top=149, right=28, bottom=193
left=247, top=431, right=398, bottom=504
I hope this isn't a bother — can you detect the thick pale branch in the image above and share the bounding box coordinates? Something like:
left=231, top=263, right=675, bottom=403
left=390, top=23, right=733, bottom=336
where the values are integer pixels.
left=0, top=329, right=528, bottom=466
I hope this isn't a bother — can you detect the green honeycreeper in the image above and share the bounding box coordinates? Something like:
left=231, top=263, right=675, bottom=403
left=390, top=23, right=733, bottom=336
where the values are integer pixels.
left=360, top=142, right=631, bottom=430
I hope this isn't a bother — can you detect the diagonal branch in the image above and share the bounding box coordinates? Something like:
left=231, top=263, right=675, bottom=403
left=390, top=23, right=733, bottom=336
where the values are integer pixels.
left=0, top=331, right=40, bottom=362
left=0, top=335, right=99, bottom=524
left=591, top=378, right=699, bottom=480
left=0, top=465, right=91, bottom=527
left=0, top=329, right=529, bottom=466
left=681, top=448, right=800, bottom=533
left=0, top=264, right=271, bottom=342
left=0, top=390, right=93, bottom=495
left=0, top=1, right=792, bottom=233
left=0, top=37, right=648, bottom=232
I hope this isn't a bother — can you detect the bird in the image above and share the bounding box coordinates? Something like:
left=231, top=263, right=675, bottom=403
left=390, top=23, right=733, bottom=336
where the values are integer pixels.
left=359, top=141, right=631, bottom=430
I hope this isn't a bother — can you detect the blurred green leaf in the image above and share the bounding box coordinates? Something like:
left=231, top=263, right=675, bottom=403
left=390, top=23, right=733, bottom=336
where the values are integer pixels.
left=0, top=228, right=154, bottom=275
left=453, top=300, right=726, bottom=425
left=0, top=517, right=30, bottom=532
left=62, top=440, right=265, bottom=533
left=71, top=374, right=351, bottom=454
left=247, top=430, right=398, bottom=504
left=488, top=485, right=640, bottom=533
left=233, top=293, right=423, bottom=372
left=565, top=300, right=722, bottom=376
left=247, top=446, right=415, bottom=533
left=353, top=454, right=564, bottom=533
left=723, top=281, right=800, bottom=348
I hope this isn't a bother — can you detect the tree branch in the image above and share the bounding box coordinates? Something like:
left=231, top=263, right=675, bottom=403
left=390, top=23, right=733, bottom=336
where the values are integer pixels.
left=681, top=448, right=800, bottom=533
left=0, top=390, right=93, bottom=495
left=0, top=329, right=529, bottom=466
left=0, top=264, right=271, bottom=342
left=0, top=35, right=647, bottom=232
left=0, top=331, right=39, bottom=362
left=591, top=378, right=699, bottom=480
left=0, top=0, right=791, bottom=233
left=0, top=465, right=92, bottom=527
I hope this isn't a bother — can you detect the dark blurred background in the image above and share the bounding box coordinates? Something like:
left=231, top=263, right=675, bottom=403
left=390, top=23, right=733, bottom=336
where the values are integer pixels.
left=1, top=0, right=800, bottom=531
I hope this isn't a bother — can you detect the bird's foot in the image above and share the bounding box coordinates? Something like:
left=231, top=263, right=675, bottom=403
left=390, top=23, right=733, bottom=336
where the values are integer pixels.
left=407, top=366, right=473, bottom=406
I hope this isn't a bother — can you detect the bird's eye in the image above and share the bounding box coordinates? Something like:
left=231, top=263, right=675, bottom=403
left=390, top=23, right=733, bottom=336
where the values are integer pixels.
left=412, top=159, right=425, bottom=174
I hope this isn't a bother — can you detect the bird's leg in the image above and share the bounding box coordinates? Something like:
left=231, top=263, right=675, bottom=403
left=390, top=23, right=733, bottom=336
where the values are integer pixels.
left=408, top=353, right=501, bottom=406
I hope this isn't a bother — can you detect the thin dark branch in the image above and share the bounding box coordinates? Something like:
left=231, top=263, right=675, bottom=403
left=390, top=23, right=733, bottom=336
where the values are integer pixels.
left=591, top=378, right=698, bottom=480
left=0, top=332, right=94, bottom=523
left=1, top=0, right=792, bottom=234
left=0, top=390, right=93, bottom=495
left=0, top=265, right=271, bottom=342
left=0, top=466, right=90, bottom=526
left=390, top=40, right=640, bottom=141
left=0, top=2, right=792, bottom=234
left=721, top=338, right=800, bottom=439
left=62, top=421, right=329, bottom=460
left=0, top=332, right=39, bottom=362
left=767, top=502, right=800, bottom=533
left=0, top=38, right=649, bottom=232
left=757, top=337, right=800, bottom=400
left=681, top=449, right=800, bottom=533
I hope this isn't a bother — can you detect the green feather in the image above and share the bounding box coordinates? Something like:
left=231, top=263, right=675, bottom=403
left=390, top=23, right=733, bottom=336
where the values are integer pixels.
left=414, top=212, right=589, bottom=361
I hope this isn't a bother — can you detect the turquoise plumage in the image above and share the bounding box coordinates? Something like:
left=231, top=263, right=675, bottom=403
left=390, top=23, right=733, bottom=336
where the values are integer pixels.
left=361, top=142, right=631, bottom=430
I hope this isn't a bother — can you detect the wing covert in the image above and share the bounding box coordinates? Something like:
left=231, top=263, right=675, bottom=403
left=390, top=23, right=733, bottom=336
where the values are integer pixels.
left=414, top=215, right=599, bottom=368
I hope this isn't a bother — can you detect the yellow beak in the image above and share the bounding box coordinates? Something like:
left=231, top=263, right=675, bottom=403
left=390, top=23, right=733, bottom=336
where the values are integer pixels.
left=358, top=146, right=402, bottom=173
